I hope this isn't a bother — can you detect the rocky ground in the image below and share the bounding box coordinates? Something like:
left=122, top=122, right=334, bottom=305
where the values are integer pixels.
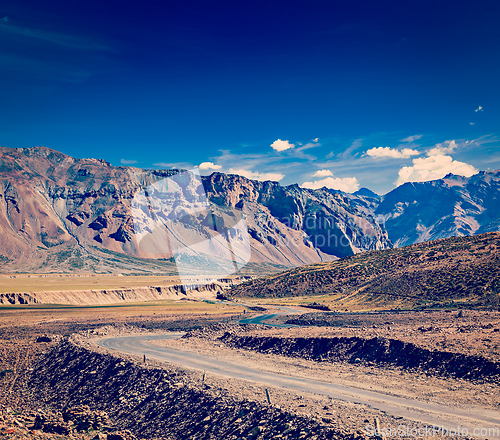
left=0, top=336, right=138, bottom=440
left=0, top=307, right=365, bottom=440
left=30, top=337, right=359, bottom=440
left=0, top=310, right=232, bottom=439
left=0, top=333, right=359, bottom=439
left=283, top=309, right=500, bottom=363
left=1, top=306, right=500, bottom=439
left=152, top=310, right=500, bottom=432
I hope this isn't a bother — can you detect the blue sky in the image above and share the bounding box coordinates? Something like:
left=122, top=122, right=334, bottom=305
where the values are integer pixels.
left=1, top=0, right=499, bottom=194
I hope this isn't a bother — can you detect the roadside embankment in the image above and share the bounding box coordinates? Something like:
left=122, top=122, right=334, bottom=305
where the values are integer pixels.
left=27, top=338, right=355, bottom=440
left=185, top=324, right=500, bottom=383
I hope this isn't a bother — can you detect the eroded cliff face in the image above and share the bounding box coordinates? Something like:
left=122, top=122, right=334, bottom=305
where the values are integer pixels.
left=0, top=146, right=392, bottom=273
left=0, top=281, right=229, bottom=305
left=0, top=147, right=187, bottom=273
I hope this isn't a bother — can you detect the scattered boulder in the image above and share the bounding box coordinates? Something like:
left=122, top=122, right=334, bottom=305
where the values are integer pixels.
left=32, top=414, right=71, bottom=435
left=63, top=405, right=109, bottom=431
left=36, top=335, right=52, bottom=343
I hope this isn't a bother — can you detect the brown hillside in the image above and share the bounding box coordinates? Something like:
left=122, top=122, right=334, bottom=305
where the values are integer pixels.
left=228, top=232, right=500, bottom=308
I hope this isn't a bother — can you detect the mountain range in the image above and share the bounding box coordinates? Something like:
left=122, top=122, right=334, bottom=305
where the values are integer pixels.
left=0, top=146, right=499, bottom=274
left=371, top=171, right=500, bottom=246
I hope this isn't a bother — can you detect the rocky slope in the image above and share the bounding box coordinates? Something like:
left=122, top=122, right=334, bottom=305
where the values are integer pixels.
left=228, top=232, right=500, bottom=308
left=0, top=146, right=390, bottom=273
left=26, top=338, right=353, bottom=440
left=373, top=171, right=500, bottom=247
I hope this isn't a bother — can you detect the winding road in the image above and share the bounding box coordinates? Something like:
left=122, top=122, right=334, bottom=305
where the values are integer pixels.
left=98, top=309, right=500, bottom=435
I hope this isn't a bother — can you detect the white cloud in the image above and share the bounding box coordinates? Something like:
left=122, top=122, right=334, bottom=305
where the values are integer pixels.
left=120, top=159, right=138, bottom=165
left=312, top=169, right=334, bottom=177
left=228, top=168, right=284, bottom=182
left=271, top=139, right=295, bottom=152
left=312, top=138, right=319, bottom=142
left=395, top=155, right=478, bottom=186
left=475, top=106, right=483, bottom=112
left=426, top=140, right=457, bottom=156
left=470, top=122, right=475, bottom=125
left=395, top=139, right=478, bottom=186
left=301, top=176, right=360, bottom=193
left=400, top=134, right=422, bottom=143
left=298, top=142, right=319, bottom=151
left=366, top=146, right=420, bottom=159
left=199, top=161, right=222, bottom=170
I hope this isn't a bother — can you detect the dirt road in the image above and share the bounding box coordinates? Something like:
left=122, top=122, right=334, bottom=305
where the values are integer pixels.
left=98, top=333, right=500, bottom=435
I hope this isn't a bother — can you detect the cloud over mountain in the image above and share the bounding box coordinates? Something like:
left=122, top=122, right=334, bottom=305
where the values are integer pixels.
left=228, top=168, right=284, bottom=182
left=395, top=141, right=478, bottom=186
left=199, top=161, right=222, bottom=170
left=312, top=169, right=334, bottom=177
left=302, top=175, right=360, bottom=192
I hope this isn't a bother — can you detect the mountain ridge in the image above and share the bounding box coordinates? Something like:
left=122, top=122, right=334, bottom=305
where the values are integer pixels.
left=1, top=146, right=499, bottom=274
left=0, top=146, right=390, bottom=273
left=374, top=170, right=500, bottom=246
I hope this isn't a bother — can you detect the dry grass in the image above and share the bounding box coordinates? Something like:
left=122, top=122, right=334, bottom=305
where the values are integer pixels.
left=229, top=232, right=500, bottom=311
